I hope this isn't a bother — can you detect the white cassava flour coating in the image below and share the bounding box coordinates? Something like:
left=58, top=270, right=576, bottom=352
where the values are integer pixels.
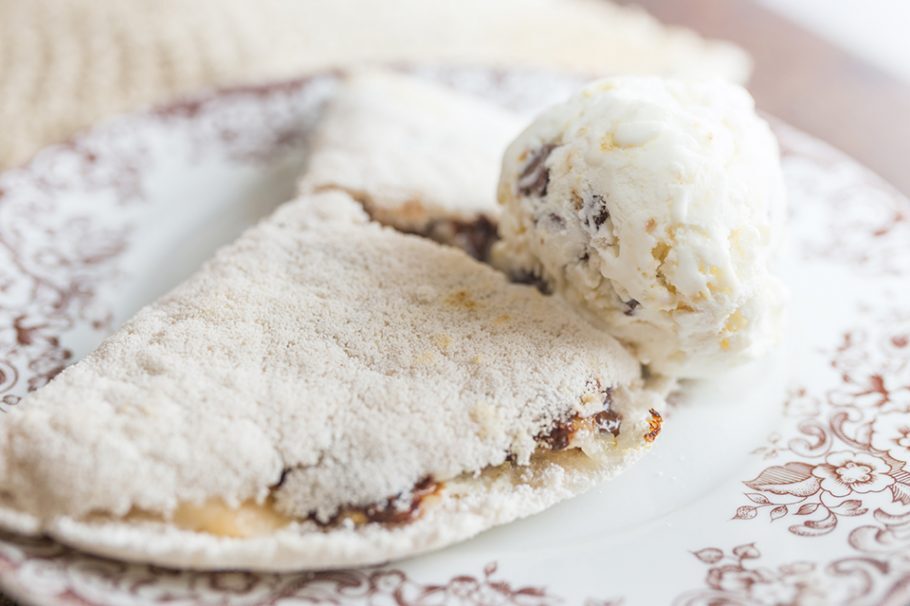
left=299, top=70, right=523, bottom=258
left=0, top=190, right=663, bottom=570
left=494, top=76, right=787, bottom=377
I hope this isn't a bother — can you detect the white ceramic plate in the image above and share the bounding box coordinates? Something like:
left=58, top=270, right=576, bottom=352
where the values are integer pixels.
left=0, top=67, right=909, bottom=606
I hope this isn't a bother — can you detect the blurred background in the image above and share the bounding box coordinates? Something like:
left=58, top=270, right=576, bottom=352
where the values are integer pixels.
left=625, top=0, right=910, bottom=194
left=0, top=0, right=907, bottom=193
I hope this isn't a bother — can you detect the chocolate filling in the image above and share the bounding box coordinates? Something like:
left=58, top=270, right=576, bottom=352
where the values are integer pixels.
left=284, top=385, right=648, bottom=530
left=539, top=386, right=622, bottom=451
left=329, top=187, right=499, bottom=261
left=308, top=476, right=442, bottom=528
left=425, top=215, right=499, bottom=261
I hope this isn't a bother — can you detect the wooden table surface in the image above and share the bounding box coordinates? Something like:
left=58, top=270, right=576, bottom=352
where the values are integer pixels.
left=620, top=0, right=910, bottom=196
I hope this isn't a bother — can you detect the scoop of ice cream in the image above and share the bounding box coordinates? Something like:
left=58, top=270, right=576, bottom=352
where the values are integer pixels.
left=493, top=76, right=786, bottom=378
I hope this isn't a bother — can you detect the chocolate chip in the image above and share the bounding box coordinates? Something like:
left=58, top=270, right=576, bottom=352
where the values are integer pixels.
left=540, top=420, right=574, bottom=451
left=517, top=144, right=556, bottom=197
left=509, top=270, right=553, bottom=295
left=309, top=477, right=442, bottom=528
left=624, top=299, right=640, bottom=316
left=581, top=194, right=610, bottom=231
left=548, top=213, right=565, bottom=228
left=592, top=409, right=622, bottom=437
left=640, top=364, right=652, bottom=381
left=273, top=468, right=291, bottom=489
left=591, top=194, right=610, bottom=228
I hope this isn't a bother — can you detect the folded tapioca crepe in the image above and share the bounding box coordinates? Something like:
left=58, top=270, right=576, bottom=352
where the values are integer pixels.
left=299, top=71, right=524, bottom=259
left=0, top=191, right=663, bottom=571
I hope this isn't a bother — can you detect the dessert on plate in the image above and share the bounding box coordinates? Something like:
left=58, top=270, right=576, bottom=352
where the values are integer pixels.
left=494, top=76, right=787, bottom=377
left=0, top=190, right=663, bottom=570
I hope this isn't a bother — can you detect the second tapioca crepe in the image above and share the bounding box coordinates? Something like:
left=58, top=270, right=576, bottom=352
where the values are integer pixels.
left=0, top=190, right=663, bottom=571
left=299, top=71, right=524, bottom=259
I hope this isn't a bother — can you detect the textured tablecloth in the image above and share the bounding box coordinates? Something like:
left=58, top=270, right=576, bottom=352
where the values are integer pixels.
left=0, top=0, right=748, bottom=170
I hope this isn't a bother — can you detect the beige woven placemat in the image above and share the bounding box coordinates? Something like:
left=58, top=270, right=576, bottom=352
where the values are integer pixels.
left=0, top=0, right=748, bottom=170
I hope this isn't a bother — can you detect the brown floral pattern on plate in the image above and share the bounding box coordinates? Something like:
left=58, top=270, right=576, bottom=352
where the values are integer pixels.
left=667, top=126, right=910, bottom=606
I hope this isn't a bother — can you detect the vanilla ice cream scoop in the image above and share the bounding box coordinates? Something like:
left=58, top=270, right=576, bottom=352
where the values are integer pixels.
left=493, top=76, right=787, bottom=377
